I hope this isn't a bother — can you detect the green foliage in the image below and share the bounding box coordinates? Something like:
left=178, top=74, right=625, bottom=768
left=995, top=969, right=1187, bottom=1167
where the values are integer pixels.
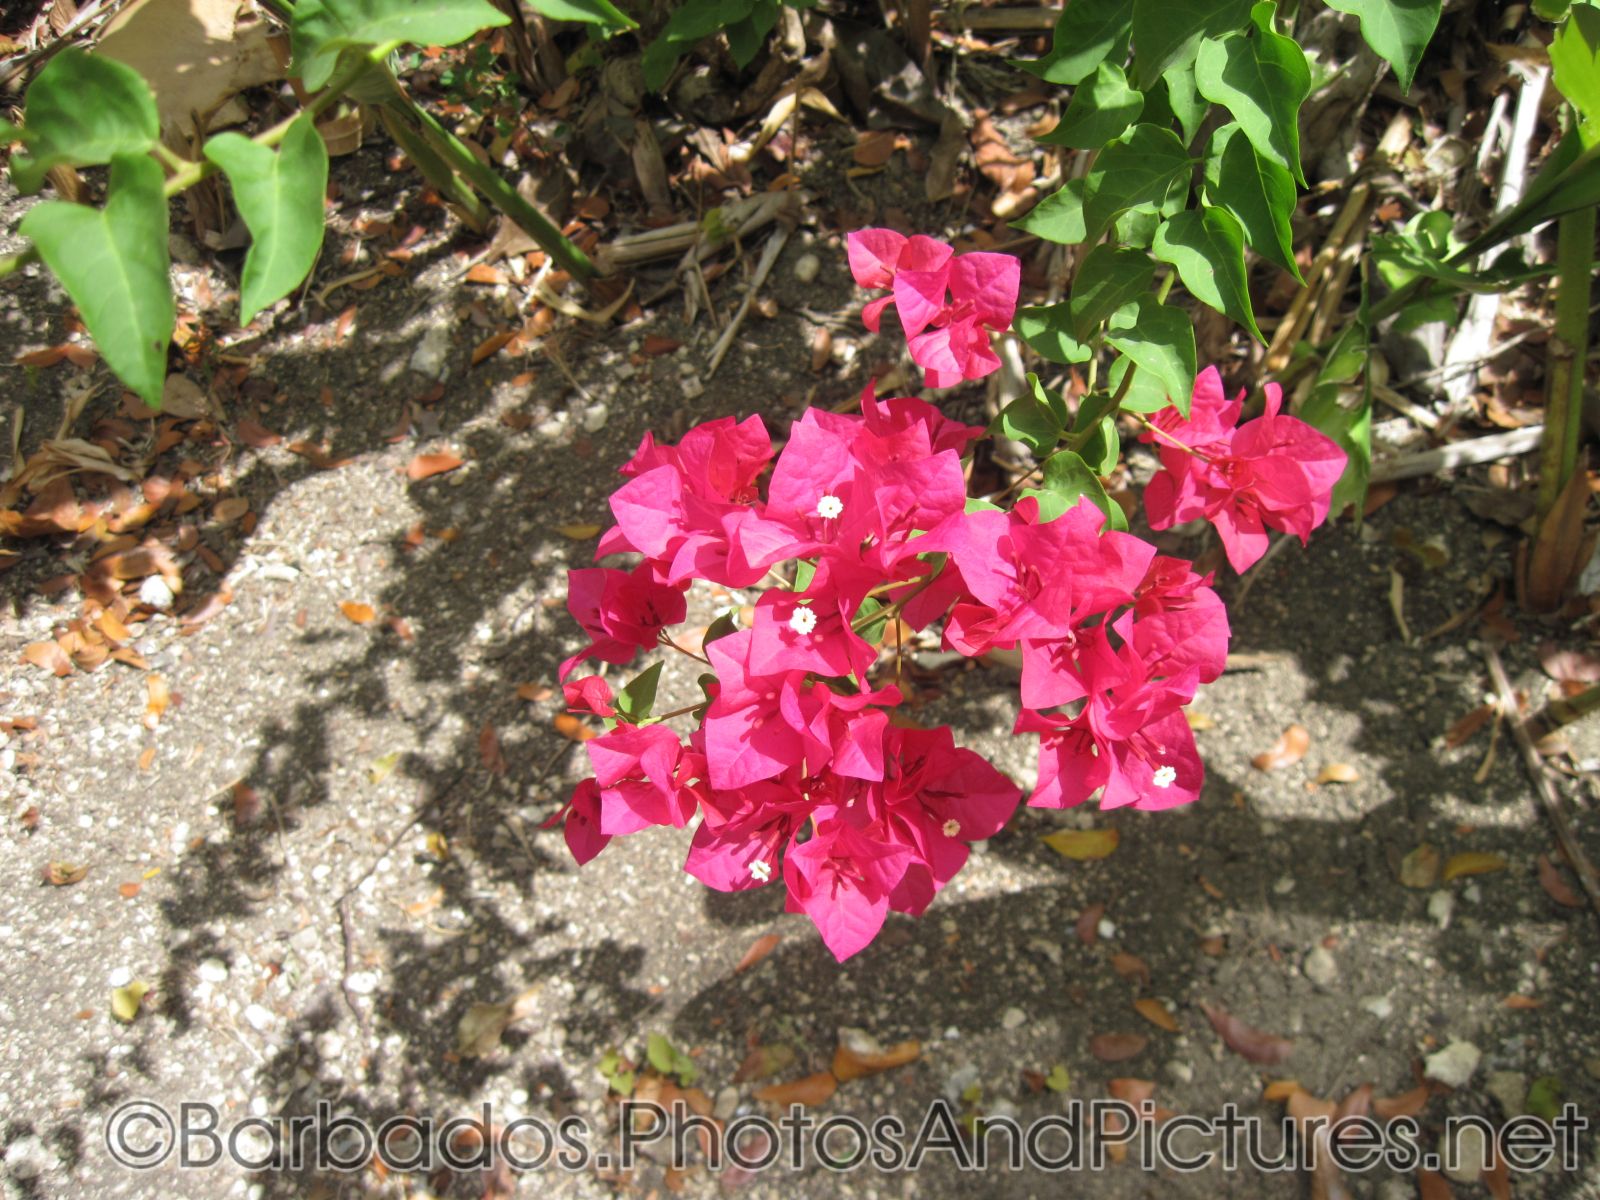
left=1013, top=179, right=1087, bottom=246
left=642, top=0, right=812, bottom=92
left=291, top=0, right=511, bottom=90
left=204, top=115, right=330, bottom=325
left=616, top=663, right=664, bottom=723
left=1203, top=122, right=1300, bottom=279
left=19, top=155, right=173, bottom=408
left=1015, top=0, right=1130, bottom=86
left=1081, top=124, right=1191, bottom=243
left=526, top=0, right=638, bottom=33
left=1552, top=3, right=1600, bottom=127
left=1324, top=0, right=1442, bottom=92
left=992, top=373, right=1069, bottom=454
left=10, top=49, right=158, bottom=194
left=1069, top=245, right=1155, bottom=340
left=1193, top=3, right=1310, bottom=186
left=1152, top=206, right=1262, bottom=341
left=1299, top=321, right=1372, bottom=519
left=1014, top=304, right=1092, bottom=364
left=1130, top=0, right=1254, bottom=88
left=1037, top=62, right=1143, bottom=149
left=1106, top=297, right=1196, bottom=416
left=1022, top=451, right=1127, bottom=530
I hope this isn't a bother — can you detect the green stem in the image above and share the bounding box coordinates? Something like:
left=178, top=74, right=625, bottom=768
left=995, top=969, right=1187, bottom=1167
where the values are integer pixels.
left=1537, top=201, right=1596, bottom=521
left=376, top=103, right=490, bottom=230
left=397, top=98, right=596, bottom=279
left=160, top=41, right=405, bottom=199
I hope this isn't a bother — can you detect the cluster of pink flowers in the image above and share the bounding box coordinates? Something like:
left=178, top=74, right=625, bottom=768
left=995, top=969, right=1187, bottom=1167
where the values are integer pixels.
left=546, top=230, right=1345, bottom=962
left=1140, top=368, right=1347, bottom=573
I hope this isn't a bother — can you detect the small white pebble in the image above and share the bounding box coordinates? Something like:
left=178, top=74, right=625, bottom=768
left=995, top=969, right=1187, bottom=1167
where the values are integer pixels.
left=108, top=966, right=132, bottom=988
left=243, top=1004, right=273, bottom=1033
left=197, top=958, right=229, bottom=984
left=792, top=252, right=821, bottom=283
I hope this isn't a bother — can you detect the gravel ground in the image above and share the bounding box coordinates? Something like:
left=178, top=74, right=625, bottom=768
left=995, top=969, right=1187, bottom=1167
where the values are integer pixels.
left=2, top=156, right=1600, bottom=1200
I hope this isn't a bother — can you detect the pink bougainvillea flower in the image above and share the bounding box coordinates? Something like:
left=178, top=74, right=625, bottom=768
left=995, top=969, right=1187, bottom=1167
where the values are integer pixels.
left=1142, top=367, right=1347, bottom=573
left=1131, top=555, right=1231, bottom=684
left=1018, top=616, right=1204, bottom=812
left=543, top=778, right=610, bottom=866
left=558, top=565, right=687, bottom=681
left=585, top=724, right=704, bottom=836
left=782, top=815, right=913, bottom=961
left=562, top=675, right=616, bottom=719
left=846, top=228, right=1021, bottom=389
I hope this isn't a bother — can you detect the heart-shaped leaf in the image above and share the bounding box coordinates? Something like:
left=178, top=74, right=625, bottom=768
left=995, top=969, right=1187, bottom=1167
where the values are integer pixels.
left=291, top=0, right=511, bottom=91
left=20, top=154, right=173, bottom=407
left=1195, top=4, right=1311, bottom=186
left=1153, top=206, right=1264, bottom=341
left=205, top=114, right=330, bottom=324
left=11, top=48, right=158, bottom=193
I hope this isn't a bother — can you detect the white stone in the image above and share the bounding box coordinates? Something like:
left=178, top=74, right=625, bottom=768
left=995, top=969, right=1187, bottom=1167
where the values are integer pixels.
left=1360, top=995, right=1394, bottom=1020
left=1444, top=1122, right=1490, bottom=1184
left=243, top=1004, right=274, bottom=1032
left=792, top=252, right=821, bottom=283
left=409, top=323, right=453, bottom=380
left=582, top=402, right=609, bottom=433
left=1001, top=1006, right=1026, bottom=1030
left=1424, top=1041, right=1482, bottom=1089
left=197, top=958, right=229, bottom=983
left=108, top=966, right=133, bottom=988
left=1303, top=946, right=1339, bottom=989
left=1429, top=890, right=1455, bottom=930
left=139, top=575, right=175, bottom=610
left=345, top=971, right=380, bottom=995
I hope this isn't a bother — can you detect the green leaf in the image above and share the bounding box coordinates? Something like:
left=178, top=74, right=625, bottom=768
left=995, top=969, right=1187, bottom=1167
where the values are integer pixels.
left=10, top=49, right=158, bottom=194
left=641, top=37, right=684, bottom=92
left=1082, top=124, right=1192, bottom=242
left=1038, top=61, right=1144, bottom=149
left=1553, top=4, right=1600, bottom=125
left=854, top=597, right=889, bottom=644
left=991, top=373, right=1068, bottom=453
left=1108, top=353, right=1174, bottom=413
left=1301, top=321, right=1371, bottom=516
left=615, top=662, right=664, bottom=722
left=1015, top=304, right=1093, bottom=364
left=1105, top=295, right=1197, bottom=415
left=1152, top=206, right=1263, bottom=341
left=1114, top=207, right=1163, bottom=249
left=726, top=0, right=780, bottom=67
left=291, top=0, right=511, bottom=91
left=1022, top=450, right=1126, bottom=529
left=702, top=610, right=739, bottom=647
left=1391, top=293, right=1458, bottom=334
left=20, top=155, right=173, bottom=408
left=1194, top=4, right=1311, bottom=186
left=1069, top=244, right=1155, bottom=339
left=1015, top=0, right=1132, bottom=86
left=1163, top=61, right=1208, bottom=145
left=1012, top=179, right=1086, bottom=245
left=204, top=115, right=329, bottom=325
left=1131, top=0, right=1253, bottom=87
left=791, top=559, right=817, bottom=592
left=1204, top=122, right=1301, bottom=279
left=1325, top=0, right=1441, bottom=93
left=525, top=0, right=637, bottom=32
left=646, top=1033, right=678, bottom=1076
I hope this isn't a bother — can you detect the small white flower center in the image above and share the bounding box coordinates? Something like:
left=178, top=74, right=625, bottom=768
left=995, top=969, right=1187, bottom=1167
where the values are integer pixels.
left=816, top=494, right=843, bottom=520
left=1152, top=765, right=1177, bottom=789
left=749, top=859, right=772, bottom=882
left=788, top=606, right=817, bottom=636
left=942, top=819, right=961, bottom=838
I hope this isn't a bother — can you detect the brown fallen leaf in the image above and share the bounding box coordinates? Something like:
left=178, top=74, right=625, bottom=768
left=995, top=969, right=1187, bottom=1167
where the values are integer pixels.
left=853, top=129, right=898, bottom=167
left=22, top=641, right=73, bottom=677
left=1537, top=853, right=1584, bottom=908
left=1262, top=1079, right=1303, bottom=1102
left=406, top=451, right=464, bottom=481
left=732, top=1043, right=796, bottom=1084
left=118, top=881, right=141, bottom=899
left=137, top=746, right=157, bottom=771
left=1399, top=844, right=1442, bottom=889
left=1201, top=1002, right=1293, bottom=1065
left=235, top=417, right=282, bottom=448
left=553, top=714, right=597, bottom=742
left=1089, top=1032, right=1149, bottom=1062
left=833, top=1028, right=921, bottom=1081
left=1110, top=951, right=1150, bottom=986
left=143, top=674, right=170, bottom=730
left=1075, top=903, right=1105, bottom=945
left=641, top=334, right=681, bottom=356
left=1441, top=851, right=1507, bottom=882
left=43, top=861, right=88, bottom=886
left=1042, top=828, right=1119, bottom=860
left=556, top=522, right=602, bottom=539
left=1417, top=1168, right=1455, bottom=1200
left=754, top=1072, right=837, bottom=1107
left=516, top=683, right=554, bottom=703
left=1502, top=993, right=1542, bottom=1009
left=339, top=601, right=376, bottom=625
left=1252, top=724, right=1310, bottom=771
left=1133, top=998, right=1179, bottom=1033
left=471, top=330, right=515, bottom=365
left=735, top=932, right=781, bottom=974
left=1316, top=763, right=1360, bottom=784
left=1373, top=1084, right=1431, bottom=1120
left=456, top=987, right=541, bottom=1057
left=212, top=497, right=250, bottom=525
left=478, top=722, right=507, bottom=775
